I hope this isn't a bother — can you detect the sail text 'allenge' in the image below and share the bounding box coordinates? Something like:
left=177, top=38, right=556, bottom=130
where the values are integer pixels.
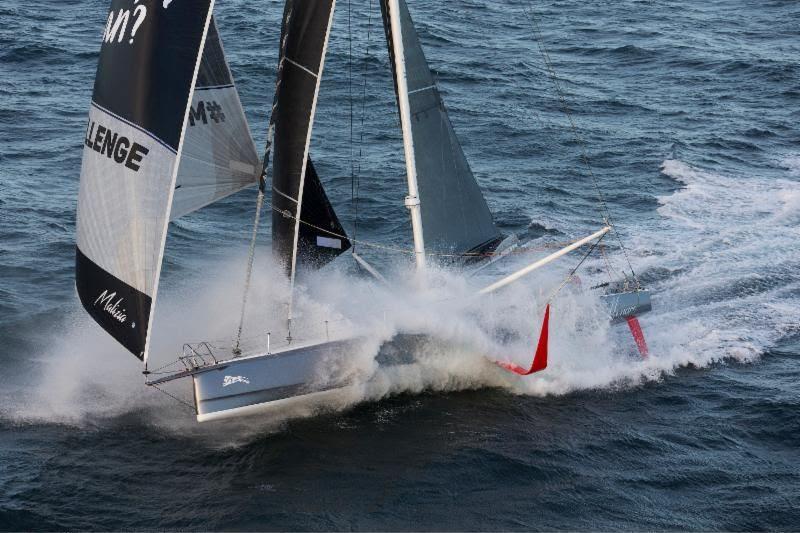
left=84, top=120, right=149, bottom=172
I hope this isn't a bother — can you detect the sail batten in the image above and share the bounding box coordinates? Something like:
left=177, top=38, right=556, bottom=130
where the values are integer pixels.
left=76, top=0, right=215, bottom=360
left=381, top=0, right=502, bottom=258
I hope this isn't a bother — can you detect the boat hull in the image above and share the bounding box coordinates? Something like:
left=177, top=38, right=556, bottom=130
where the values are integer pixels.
left=601, top=289, right=652, bottom=323
left=192, top=338, right=365, bottom=422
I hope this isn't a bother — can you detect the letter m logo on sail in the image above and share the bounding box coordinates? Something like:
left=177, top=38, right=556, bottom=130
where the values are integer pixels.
left=188, top=101, right=207, bottom=126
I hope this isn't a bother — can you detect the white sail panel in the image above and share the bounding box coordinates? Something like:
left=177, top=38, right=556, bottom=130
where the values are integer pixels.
left=171, top=18, right=259, bottom=220
left=78, top=105, right=178, bottom=297
left=171, top=89, right=259, bottom=219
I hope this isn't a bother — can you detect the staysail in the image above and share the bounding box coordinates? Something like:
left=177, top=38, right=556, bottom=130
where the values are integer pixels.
left=171, top=17, right=260, bottom=220
left=76, top=0, right=214, bottom=360
left=380, top=0, right=502, bottom=256
left=271, top=0, right=351, bottom=277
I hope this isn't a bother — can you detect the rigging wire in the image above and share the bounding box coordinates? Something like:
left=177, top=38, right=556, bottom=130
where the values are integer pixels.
left=268, top=201, right=604, bottom=258
left=148, top=383, right=197, bottom=413
left=522, top=2, right=638, bottom=285
left=599, top=243, right=617, bottom=282
left=348, top=0, right=355, bottom=238
left=233, top=189, right=265, bottom=355
left=230, top=2, right=291, bottom=350
left=351, top=0, right=375, bottom=252
left=547, top=231, right=606, bottom=303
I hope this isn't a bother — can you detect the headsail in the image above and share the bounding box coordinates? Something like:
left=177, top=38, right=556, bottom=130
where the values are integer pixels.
left=76, top=0, right=214, bottom=360
left=271, top=0, right=350, bottom=276
left=295, top=158, right=352, bottom=268
left=171, top=17, right=260, bottom=220
left=380, top=0, right=502, bottom=257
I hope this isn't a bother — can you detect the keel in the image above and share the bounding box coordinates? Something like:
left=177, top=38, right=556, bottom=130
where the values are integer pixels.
left=625, top=315, right=649, bottom=358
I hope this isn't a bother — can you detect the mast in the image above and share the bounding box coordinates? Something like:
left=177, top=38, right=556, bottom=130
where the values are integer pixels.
left=386, top=0, right=426, bottom=271
left=380, top=0, right=501, bottom=262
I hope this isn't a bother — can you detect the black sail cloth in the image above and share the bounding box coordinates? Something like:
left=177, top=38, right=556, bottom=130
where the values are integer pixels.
left=271, top=0, right=351, bottom=276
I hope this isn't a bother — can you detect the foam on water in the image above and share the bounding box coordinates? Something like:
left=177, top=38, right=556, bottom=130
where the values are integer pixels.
left=629, top=159, right=800, bottom=363
left=780, top=154, right=800, bottom=178
left=10, top=155, right=799, bottom=432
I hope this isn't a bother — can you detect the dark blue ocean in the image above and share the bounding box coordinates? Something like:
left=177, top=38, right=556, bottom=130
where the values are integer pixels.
left=1, top=0, right=799, bottom=530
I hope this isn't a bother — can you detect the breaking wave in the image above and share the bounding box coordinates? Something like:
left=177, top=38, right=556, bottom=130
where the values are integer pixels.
left=628, top=159, right=800, bottom=365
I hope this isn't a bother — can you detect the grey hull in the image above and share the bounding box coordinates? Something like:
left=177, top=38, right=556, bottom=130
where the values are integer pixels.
left=192, top=338, right=364, bottom=422
left=601, top=289, right=652, bottom=323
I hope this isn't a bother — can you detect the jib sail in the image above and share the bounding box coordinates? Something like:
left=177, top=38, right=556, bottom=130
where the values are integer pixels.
left=75, top=0, right=214, bottom=361
left=380, top=0, right=501, bottom=256
left=271, top=0, right=351, bottom=278
left=171, top=17, right=260, bottom=220
left=294, top=158, right=352, bottom=268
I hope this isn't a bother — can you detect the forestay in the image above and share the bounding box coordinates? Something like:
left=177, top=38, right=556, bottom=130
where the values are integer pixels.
left=75, top=0, right=214, bottom=360
left=380, top=0, right=502, bottom=257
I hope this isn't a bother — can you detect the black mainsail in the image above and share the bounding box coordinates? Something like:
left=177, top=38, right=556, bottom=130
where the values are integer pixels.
left=271, top=0, right=351, bottom=277
left=380, top=0, right=501, bottom=257
left=76, top=0, right=215, bottom=360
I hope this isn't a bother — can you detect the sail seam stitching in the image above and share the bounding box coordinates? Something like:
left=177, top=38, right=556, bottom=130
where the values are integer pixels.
left=194, top=83, right=235, bottom=91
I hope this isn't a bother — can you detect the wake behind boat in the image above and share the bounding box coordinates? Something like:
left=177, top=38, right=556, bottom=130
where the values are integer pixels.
left=75, top=0, right=651, bottom=422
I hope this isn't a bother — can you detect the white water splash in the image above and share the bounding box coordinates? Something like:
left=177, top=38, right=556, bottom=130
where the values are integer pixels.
left=6, top=158, right=799, bottom=432
left=779, top=154, right=800, bottom=178
left=627, top=159, right=800, bottom=365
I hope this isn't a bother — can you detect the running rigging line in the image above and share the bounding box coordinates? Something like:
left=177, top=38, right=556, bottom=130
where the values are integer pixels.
left=231, top=13, right=287, bottom=354
left=351, top=0, right=375, bottom=252
left=523, top=1, right=639, bottom=284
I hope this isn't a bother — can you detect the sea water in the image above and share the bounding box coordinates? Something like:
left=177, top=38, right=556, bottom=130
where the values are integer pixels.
left=0, top=0, right=798, bottom=529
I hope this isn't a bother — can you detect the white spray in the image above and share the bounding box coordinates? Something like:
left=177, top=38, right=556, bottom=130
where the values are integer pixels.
left=6, top=156, right=799, bottom=434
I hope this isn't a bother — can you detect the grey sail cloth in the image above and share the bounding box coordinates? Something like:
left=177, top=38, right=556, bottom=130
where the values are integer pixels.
left=270, top=0, right=349, bottom=274
left=75, top=0, right=215, bottom=360
left=171, top=17, right=260, bottom=220
left=380, top=0, right=501, bottom=256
